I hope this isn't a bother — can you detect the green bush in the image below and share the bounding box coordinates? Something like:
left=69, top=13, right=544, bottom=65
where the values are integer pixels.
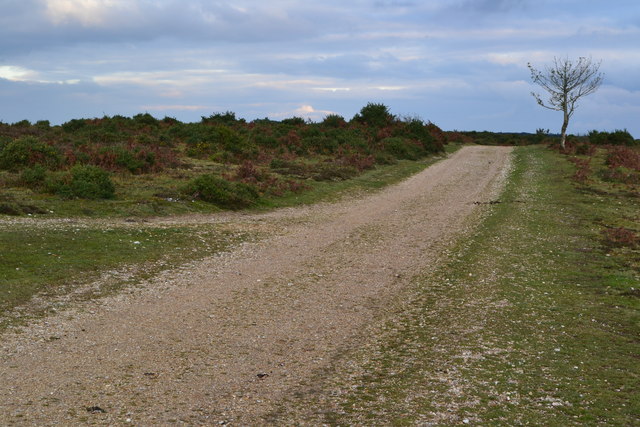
left=588, top=129, right=636, bottom=146
left=322, top=114, right=346, bottom=128
left=185, top=125, right=256, bottom=161
left=35, top=120, right=51, bottom=130
left=353, top=103, right=394, bottom=128
left=201, top=111, right=241, bottom=125
left=62, top=119, right=87, bottom=133
left=133, top=113, right=159, bottom=127
left=281, top=117, right=306, bottom=126
left=20, top=165, right=47, bottom=188
left=382, top=137, right=426, bottom=160
left=182, top=174, right=258, bottom=209
left=0, top=136, right=62, bottom=171
left=54, top=165, right=115, bottom=199
left=98, top=146, right=153, bottom=173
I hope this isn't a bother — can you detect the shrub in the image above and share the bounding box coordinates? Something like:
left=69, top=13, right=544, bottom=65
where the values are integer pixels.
left=605, top=146, right=640, bottom=171
left=322, top=114, right=346, bottom=128
left=281, top=117, right=306, bottom=126
left=382, top=137, right=425, bottom=160
left=182, top=174, right=258, bottom=209
left=62, top=119, right=87, bottom=133
left=13, top=120, right=31, bottom=127
left=397, top=119, right=442, bottom=153
left=568, top=157, right=591, bottom=183
left=20, top=165, right=47, bottom=188
left=0, top=136, right=62, bottom=171
left=35, top=120, right=51, bottom=130
left=588, top=129, right=636, bottom=146
left=54, top=165, right=115, bottom=199
left=600, top=168, right=640, bottom=185
left=132, top=113, right=159, bottom=127
left=575, top=143, right=596, bottom=156
left=353, top=103, right=394, bottom=128
left=201, top=111, right=240, bottom=125
left=338, top=153, right=376, bottom=171
left=234, top=160, right=266, bottom=182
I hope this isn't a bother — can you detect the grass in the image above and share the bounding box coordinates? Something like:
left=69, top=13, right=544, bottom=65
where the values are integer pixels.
left=0, top=223, right=250, bottom=328
left=271, top=145, right=639, bottom=425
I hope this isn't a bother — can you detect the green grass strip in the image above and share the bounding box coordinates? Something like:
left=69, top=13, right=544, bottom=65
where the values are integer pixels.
left=0, top=224, right=247, bottom=327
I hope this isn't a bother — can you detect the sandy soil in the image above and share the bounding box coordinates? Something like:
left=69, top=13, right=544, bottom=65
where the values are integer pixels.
left=0, top=145, right=512, bottom=425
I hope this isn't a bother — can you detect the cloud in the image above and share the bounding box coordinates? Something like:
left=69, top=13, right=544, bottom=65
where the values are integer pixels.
left=0, top=66, right=39, bottom=82
left=458, top=0, right=528, bottom=13
left=44, top=0, right=136, bottom=26
left=270, top=104, right=337, bottom=121
left=142, top=104, right=210, bottom=112
left=0, top=65, right=80, bottom=84
left=0, top=0, right=638, bottom=136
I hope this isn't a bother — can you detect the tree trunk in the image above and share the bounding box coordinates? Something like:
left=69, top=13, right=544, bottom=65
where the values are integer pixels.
left=560, top=108, right=569, bottom=150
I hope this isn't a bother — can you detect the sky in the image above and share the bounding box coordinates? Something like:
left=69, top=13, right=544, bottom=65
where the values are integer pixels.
left=1, top=0, right=639, bottom=136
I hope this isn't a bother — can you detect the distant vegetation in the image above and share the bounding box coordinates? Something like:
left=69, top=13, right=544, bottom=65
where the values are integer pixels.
left=0, top=103, right=452, bottom=214
left=0, top=102, right=637, bottom=216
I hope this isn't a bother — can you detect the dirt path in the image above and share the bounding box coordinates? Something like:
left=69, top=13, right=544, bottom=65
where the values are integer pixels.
left=0, top=146, right=512, bottom=425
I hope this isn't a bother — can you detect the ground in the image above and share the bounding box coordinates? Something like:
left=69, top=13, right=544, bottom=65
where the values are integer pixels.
left=0, top=146, right=511, bottom=425
left=2, top=145, right=637, bottom=426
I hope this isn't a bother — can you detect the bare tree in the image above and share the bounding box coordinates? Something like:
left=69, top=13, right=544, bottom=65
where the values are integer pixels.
left=528, top=56, right=604, bottom=149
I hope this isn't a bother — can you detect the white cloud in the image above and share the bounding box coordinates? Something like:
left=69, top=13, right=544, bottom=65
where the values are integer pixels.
left=93, top=69, right=229, bottom=89
left=43, top=0, right=136, bottom=27
left=271, top=104, right=337, bottom=120
left=0, top=65, right=39, bottom=82
left=0, top=65, right=80, bottom=85
left=315, top=87, right=352, bottom=92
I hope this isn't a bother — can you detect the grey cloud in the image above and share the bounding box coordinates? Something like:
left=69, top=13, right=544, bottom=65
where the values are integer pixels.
left=1, top=1, right=352, bottom=55
left=460, top=0, right=528, bottom=13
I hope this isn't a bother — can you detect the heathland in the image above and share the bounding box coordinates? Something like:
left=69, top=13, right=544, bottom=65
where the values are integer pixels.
left=0, top=105, right=638, bottom=424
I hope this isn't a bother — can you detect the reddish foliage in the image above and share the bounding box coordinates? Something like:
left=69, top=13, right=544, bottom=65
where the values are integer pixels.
left=282, top=130, right=301, bottom=147
left=63, top=148, right=77, bottom=166
left=255, top=150, right=272, bottom=164
left=376, top=127, right=393, bottom=140
left=602, top=227, right=639, bottom=248
left=445, top=131, right=473, bottom=144
left=605, top=146, right=640, bottom=171
left=235, top=160, right=261, bottom=181
left=568, top=156, right=591, bottom=183
left=286, top=179, right=309, bottom=193
left=575, top=143, right=597, bottom=156
left=338, top=153, right=376, bottom=171
left=73, top=142, right=179, bottom=173
left=549, top=140, right=577, bottom=155
left=427, top=123, right=447, bottom=145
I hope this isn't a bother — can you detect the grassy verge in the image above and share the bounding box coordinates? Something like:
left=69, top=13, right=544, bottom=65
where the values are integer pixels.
left=0, top=223, right=252, bottom=329
left=273, top=145, right=639, bottom=425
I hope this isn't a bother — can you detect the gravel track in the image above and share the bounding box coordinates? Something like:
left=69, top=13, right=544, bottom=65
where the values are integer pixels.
left=0, top=145, right=512, bottom=425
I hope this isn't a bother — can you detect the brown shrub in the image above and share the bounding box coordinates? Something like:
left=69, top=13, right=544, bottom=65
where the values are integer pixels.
left=602, top=227, right=639, bottom=248
left=605, top=146, right=640, bottom=171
